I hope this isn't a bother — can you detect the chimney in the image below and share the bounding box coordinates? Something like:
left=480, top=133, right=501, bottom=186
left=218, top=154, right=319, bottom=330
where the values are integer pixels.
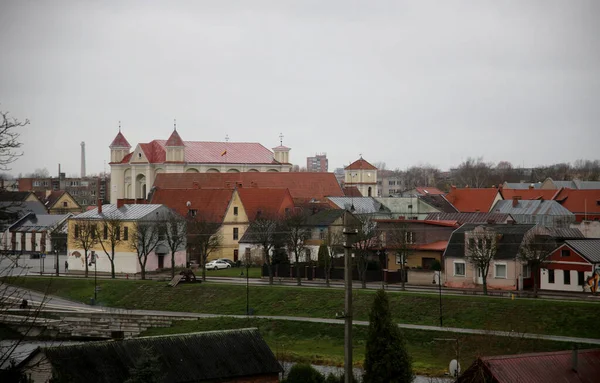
left=97, top=178, right=102, bottom=214
left=512, top=196, right=520, bottom=207
left=117, top=199, right=125, bottom=209
left=80, top=142, right=86, bottom=178
left=572, top=346, right=578, bottom=372
left=46, top=190, right=52, bottom=198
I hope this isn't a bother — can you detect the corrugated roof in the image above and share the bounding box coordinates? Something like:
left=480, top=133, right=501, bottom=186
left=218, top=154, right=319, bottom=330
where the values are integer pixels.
left=492, top=199, right=574, bottom=217
left=565, top=239, right=600, bottom=263
left=459, top=349, right=600, bottom=383
left=444, top=223, right=535, bottom=260
left=425, top=212, right=512, bottom=224
left=9, top=213, right=71, bottom=232
left=418, top=194, right=458, bottom=213
left=305, top=209, right=345, bottom=226
left=328, top=197, right=389, bottom=214
left=40, top=328, right=282, bottom=383
left=574, top=180, right=600, bottom=189
left=544, top=227, right=585, bottom=239
left=503, top=182, right=541, bottom=189
left=344, top=157, right=377, bottom=170
left=153, top=173, right=344, bottom=203
left=445, top=188, right=500, bottom=213
left=122, top=140, right=278, bottom=165
left=0, top=191, right=34, bottom=202
left=375, top=197, right=440, bottom=216
left=73, top=204, right=165, bottom=220
left=150, top=188, right=233, bottom=222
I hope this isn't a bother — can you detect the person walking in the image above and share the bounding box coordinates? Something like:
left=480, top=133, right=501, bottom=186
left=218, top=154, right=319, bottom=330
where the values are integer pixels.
left=64, top=260, right=69, bottom=274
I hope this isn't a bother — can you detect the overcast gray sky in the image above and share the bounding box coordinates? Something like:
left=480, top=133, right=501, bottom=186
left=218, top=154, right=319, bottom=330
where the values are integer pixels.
left=1, top=0, right=599, bottom=177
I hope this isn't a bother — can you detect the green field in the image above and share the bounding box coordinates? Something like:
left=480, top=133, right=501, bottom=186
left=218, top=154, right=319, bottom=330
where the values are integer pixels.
left=140, top=317, right=590, bottom=376
left=7, top=277, right=597, bottom=339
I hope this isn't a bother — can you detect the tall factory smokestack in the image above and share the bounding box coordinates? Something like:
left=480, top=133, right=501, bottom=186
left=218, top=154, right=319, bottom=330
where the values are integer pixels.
left=80, top=142, right=86, bottom=178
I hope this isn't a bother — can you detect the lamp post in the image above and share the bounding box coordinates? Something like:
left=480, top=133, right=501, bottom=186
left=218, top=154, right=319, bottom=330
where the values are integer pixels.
left=246, top=250, right=250, bottom=316
left=432, top=270, right=443, bottom=327
left=55, top=249, right=59, bottom=277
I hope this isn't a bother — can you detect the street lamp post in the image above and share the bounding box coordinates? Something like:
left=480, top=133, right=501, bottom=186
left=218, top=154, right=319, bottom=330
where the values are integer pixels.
left=246, top=251, right=250, bottom=316
left=432, top=270, right=443, bottom=327
left=55, top=249, right=59, bottom=277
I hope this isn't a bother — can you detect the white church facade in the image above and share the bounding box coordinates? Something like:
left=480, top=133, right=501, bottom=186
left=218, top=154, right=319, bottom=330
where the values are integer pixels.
left=109, top=128, right=292, bottom=203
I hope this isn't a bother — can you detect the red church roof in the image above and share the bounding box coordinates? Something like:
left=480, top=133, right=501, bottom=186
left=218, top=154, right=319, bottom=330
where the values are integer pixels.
left=445, top=187, right=500, bottom=213
left=110, top=131, right=131, bottom=148
left=166, top=130, right=185, bottom=147
left=153, top=172, right=344, bottom=204
left=150, top=188, right=234, bottom=222
left=345, top=158, right=377, bottom=170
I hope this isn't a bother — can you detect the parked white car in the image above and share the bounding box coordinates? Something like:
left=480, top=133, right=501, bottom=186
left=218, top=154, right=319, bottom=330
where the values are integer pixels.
left=206, top=260, right=231, bottom=270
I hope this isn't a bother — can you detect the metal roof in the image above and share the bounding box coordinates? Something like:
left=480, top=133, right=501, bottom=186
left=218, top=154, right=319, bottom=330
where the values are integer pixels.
left=425, top=212, right=512, bottom=224
left=503, top=182, right=541, bottom=189
left=575, top=180, right=600, bottom=189
left=73, top=204, right=166, bottom=220
left=304, top=209, right=346, bottom=226
left=492, top=199, right=574, bottom=217
left=565, top=239, right=600, bottom=263
left=375, top=197, right=439, bottom=215
left=9, top=213, right=72, bottom=232
left=328, top=197, right=390, bottom=215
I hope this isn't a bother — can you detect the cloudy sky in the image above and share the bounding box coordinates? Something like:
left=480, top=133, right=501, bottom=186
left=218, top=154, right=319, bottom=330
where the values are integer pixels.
left=1, top=0, right=599, bottom=177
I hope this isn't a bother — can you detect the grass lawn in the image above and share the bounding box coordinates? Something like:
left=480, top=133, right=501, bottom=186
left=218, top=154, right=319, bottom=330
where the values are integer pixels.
left=6, top=277, right=597, bottom=339
left=203, top=266, right=261, bottom=278
left=140, top=317, right=591, bottom=376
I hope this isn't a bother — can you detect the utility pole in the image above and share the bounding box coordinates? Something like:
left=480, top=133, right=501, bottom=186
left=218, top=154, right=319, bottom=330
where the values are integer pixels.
left=343, top=211, right=357, bottom=383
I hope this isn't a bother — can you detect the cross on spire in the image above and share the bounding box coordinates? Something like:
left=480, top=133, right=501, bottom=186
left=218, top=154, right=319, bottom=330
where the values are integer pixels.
left=118, top=121, right=121, bottom=132
left=174, top=119, right=177, bottom=131
left=225, top=134, right=229, bottom=142
left=279, top=132, right=284, bottom=146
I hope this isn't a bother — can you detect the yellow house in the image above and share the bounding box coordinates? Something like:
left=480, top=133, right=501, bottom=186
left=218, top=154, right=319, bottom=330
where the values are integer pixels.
left=37, top=191, right=82, bottom=215
left=67, top=203, right=186, bottom=274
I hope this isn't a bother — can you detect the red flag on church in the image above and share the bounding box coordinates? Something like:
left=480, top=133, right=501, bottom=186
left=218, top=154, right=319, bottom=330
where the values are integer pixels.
left=221, top=150, right=227, bottom=156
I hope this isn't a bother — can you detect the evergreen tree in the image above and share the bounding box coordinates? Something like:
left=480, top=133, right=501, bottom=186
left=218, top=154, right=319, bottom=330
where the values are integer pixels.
left=363, top=290, right=414, bottom=383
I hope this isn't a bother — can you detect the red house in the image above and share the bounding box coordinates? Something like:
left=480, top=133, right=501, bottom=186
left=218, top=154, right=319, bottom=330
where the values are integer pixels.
left=541, top=239, right=600, bottom=293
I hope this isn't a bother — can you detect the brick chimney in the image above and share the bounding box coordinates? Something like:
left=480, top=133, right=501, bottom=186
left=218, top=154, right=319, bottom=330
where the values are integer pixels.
left=512, top=196, right=521, bottom=207
left=117, top=199, right=125, bottom=209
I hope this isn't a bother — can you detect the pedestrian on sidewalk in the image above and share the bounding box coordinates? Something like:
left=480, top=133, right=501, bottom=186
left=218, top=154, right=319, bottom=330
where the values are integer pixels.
left=65, top=260, right=69, bottom=274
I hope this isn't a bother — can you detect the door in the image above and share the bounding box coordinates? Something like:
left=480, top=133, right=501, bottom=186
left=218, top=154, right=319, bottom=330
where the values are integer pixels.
left=477, top=268, right=484, bottom=285
left=233, top=249, right=239, bottom=262
left=158, top=255, right=164, bottom=269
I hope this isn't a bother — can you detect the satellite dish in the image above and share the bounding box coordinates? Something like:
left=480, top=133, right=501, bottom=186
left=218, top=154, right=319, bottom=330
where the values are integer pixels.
left=186, top=201, right=191, bottom=207
left=449, top=359, right=461, bottom=377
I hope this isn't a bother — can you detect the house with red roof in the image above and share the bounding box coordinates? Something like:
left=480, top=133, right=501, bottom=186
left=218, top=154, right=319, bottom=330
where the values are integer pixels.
left=554, top=189, right=600, bottom=222
left=541, top=239, right=600, bottom=293
left=109, top=127, right=293, bottom=203
left=458, top=348, right=600, bottom=383
left=35, top=190, right=82, bottom=215
left=344, top=157, right=378, bottom=197
left=445, top=186, right=502, bottom=213
left=499, top=187, right=561, bottom=201
left=152, top=172, right=343, bottom=204
left=150, top=187, right=294, bottom=262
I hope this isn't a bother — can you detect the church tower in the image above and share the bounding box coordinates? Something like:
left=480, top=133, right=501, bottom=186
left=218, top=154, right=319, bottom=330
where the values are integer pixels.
left=272, top=133, right=291, bottom=164
left=344, top=157, right=378, bottom=197
left=109, top=124, right=131, bottom=163
left=165, top=123, right=185, bottom=163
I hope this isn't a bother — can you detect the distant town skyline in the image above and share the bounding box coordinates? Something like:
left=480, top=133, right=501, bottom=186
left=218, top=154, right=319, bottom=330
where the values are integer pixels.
left=1, top=1, right=599, bottom=177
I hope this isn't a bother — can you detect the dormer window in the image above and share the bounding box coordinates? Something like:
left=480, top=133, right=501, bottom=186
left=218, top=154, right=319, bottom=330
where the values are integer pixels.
left=63, top=202, right=68, bottom=208
left=138, top=153, right=142, bottom=159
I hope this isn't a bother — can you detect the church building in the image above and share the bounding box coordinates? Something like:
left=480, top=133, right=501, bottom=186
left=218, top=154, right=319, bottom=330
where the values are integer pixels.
left=344, top=157, right=378, bottom=197
left=109, top=128, right=292, bottom=203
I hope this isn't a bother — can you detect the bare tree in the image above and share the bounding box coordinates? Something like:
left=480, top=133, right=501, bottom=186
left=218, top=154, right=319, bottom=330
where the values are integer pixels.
left=187, top=214, right=221, bottom=281
left=323, top=230, right=344, bottom=287
left=96, top=214, right=122, bottom=279
left=161, top=211, right=187, bottom=279
left=353, top=215, right=380, bottom=289
left=454, top=157, right=493, bottom=188
left=518, top=229, right=556, bottom=298
left=249, top=214, right=286, bottom=285
left=385, top=222, right=413, bottom=291
left=0, top=111, right=26, bottom=172
left=129, top=219, right=161, bottom=280
left=284, top=210, right=310, bottom=286
left=72, top=220, right=99, bottom=278
left=465, top=226, right=499, bottom=295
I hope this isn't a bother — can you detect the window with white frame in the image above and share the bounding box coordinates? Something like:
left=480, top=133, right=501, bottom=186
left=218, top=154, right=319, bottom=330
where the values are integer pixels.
left=495, top=263, right=507, bottom=278
left=454, top=261, right=466, bottom=277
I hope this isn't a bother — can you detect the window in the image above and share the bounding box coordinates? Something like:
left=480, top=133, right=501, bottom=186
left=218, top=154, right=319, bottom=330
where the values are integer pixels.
left=548, top=269, right=555, bottom=283
left=564, top=270, right=571, bottom=285
left=233, top=228, right=239, bottom=240
left=123, top=226, right=129, bottom=240
left=404, top=231, right=415, bottom=244
left=188, top=209, right=197, bottom=217
left=495, top=263, right=507, bottom=279
left=522, top=264, right=531, bottom=278
left=33, top=181, right=40, bottom=187
left=578, top=271, right=585, bottom=286
left=116, top=226, right=121, bottom=240
left=91, top=225, right=97, bottom=239
left=319, top=229, right=326, bottom=240
left=74, top=225, right=80, bottom=239
left=103, top=225, right=108, bottom=240
left=454, top=262, right=466, bottom=277
left=233, top=206, right=238, bottom=216
left=63, top=201, right=68, bottom=208
left=561, top=249, right=570, bottom=257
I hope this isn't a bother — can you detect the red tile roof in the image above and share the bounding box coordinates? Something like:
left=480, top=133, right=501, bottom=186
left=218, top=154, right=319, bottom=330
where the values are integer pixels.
left=445, top=187, right=500, bottom=213
left=459, top=349, right=600, bottom=383
left=150, top=188, right=234, bottom=222
left=120, top=140, right=277, bottom=165
left=412, top=240, right=448, bottom=252
left=153, top=173, right=344, bottom=203
left=110, top=131, right=131, bottom=148
left=500, top=188, right=560, bottom=201
left=554, top=189, right=600, bottom=214
left=345, top=158, right=377, bottom=170
left=166, top=130, right=185, bottom=147
left=238, top=188, right=295, bottom=220
left=343, top=186, right=362, bottom=197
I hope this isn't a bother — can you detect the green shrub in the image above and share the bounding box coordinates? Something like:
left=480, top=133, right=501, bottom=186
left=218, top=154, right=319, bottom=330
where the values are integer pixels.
left=285, top=363, right=325, bottom=383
